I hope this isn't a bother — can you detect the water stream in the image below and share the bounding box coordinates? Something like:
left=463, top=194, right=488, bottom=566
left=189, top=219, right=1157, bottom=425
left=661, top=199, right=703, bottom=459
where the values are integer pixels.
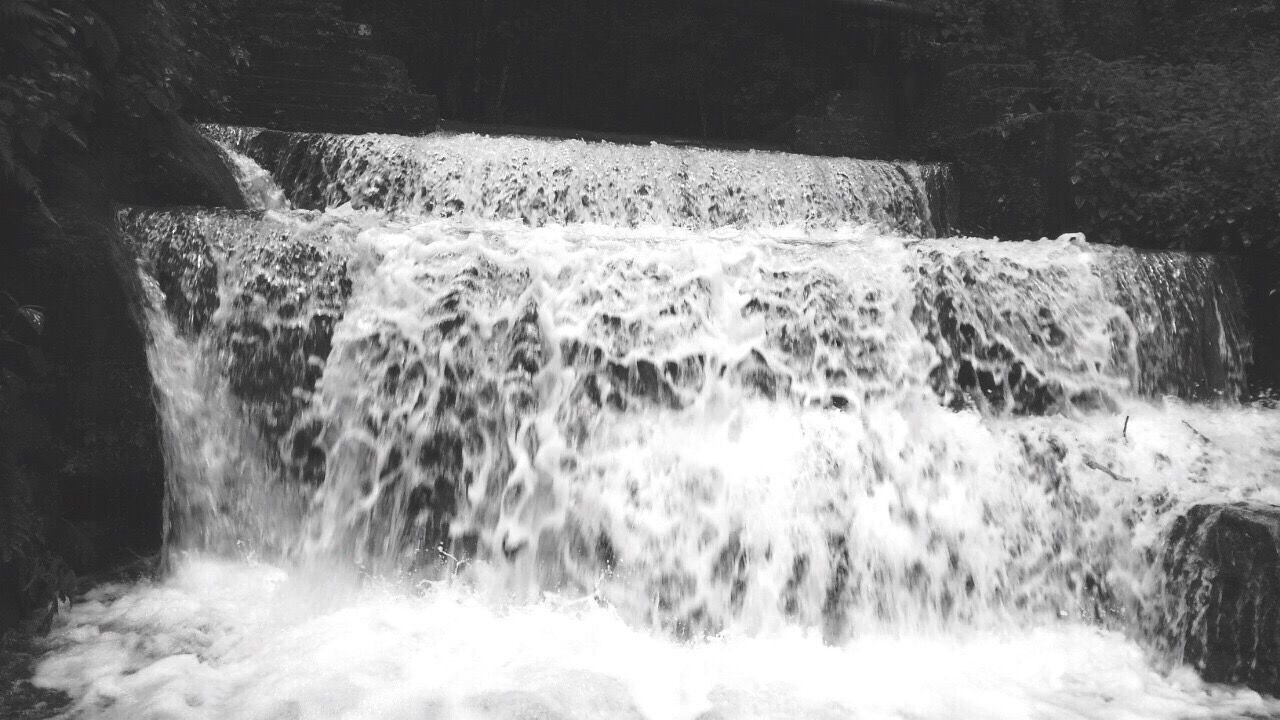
left=28, top=127, right=1280, bottom=719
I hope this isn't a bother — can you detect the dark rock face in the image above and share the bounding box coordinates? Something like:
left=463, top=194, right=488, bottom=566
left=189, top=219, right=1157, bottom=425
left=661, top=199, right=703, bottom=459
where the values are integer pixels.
left=103, top=114, right=248, bottom=210
left=0, top=211, right=165, bottom=635
left=1161, top=502, right=1280, bottom=695
left=0, top=117, right=246, bottom=634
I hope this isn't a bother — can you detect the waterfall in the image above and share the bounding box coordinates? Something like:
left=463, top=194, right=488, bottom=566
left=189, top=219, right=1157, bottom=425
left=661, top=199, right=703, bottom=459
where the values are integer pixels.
left=29, top=126, right=1280, bottom=720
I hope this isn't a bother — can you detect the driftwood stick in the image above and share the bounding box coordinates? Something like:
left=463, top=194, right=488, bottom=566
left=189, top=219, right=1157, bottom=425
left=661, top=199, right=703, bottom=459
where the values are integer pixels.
left=1083, top=454, right=1133, bottom=483
left=437, top=544, right=468, bottom=573
left=1122, top=415, right=1129, bottom=440
left=1182, top=420, right=1212, bottom=444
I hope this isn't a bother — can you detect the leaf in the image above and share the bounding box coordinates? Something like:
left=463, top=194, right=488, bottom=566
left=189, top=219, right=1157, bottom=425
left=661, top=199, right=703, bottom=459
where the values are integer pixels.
left=17, top=306, right=45, bottom=335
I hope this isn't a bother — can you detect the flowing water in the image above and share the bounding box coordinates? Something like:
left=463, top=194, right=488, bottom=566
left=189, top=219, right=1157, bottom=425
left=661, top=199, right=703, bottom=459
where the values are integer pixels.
left=27, top=127, right=1280, bottom=719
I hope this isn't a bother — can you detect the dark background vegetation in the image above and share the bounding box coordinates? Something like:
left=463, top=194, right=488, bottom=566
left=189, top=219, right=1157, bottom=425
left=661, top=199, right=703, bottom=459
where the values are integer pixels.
left=1, top=0, right=1277, bottom=637
left=341, top=0, right=900, bottom=143
left=340, top=0, right=1279, bottom=249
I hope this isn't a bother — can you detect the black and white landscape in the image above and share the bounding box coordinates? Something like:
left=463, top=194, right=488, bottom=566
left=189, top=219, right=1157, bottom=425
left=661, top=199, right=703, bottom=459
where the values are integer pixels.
left=3, top=2, right=1280, bottom=719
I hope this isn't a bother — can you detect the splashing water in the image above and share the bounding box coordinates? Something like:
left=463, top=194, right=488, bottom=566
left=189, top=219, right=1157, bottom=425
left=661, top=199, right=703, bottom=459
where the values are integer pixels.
left=32, top=557, right=1280, bottom=720
left=28, top=126, right=1280, bottom=719
left=212, top=138, right=290, bottom=212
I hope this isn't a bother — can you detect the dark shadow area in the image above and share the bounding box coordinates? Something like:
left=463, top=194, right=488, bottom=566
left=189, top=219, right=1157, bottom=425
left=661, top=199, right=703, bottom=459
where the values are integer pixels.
left=342, top=0, right=932, bottom=150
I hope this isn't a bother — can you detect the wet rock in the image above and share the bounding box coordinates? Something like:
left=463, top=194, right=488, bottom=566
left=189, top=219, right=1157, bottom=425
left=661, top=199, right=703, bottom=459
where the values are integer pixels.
left=561, top=338, right=699, bottom=412
left=732, top=348, right=788, bottom=400
left=917, top=280, right=1062, bottom=414
left=1161, top=502, right=1280, bottom=695
left=121, top=210, right=355, bottom=461
left=1102, top=252, right=1250, bottom=401
left=221, top=237, right=352, bottom=439
left=121, top=210, right=222, bottom=336
left=0, top=630, right=72, bottom=719
left=231, top=129, right=346, bottom=210
left=910, top=249, right=1133, bottom=415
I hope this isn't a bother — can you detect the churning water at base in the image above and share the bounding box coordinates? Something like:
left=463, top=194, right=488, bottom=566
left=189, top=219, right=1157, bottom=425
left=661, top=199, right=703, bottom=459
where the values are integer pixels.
left=32, top=556, right=1280, bottom=720
left=26, top=128, right=1280, bottom=719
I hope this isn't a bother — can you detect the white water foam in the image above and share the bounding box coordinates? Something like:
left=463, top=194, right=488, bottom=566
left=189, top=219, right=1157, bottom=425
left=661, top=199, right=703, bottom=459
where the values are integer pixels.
left=26, top=124, right=1277, bottom=719
left=33, top=556, right=1280, bottom=720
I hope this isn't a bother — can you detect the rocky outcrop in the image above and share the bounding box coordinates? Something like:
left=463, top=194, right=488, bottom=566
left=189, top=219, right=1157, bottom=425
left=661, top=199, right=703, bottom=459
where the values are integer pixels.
left=0, top=114, right=246, bottom=635
left=1161, top=502, right=1280, bottom=695
left=100, top=113, right=248, bottom=209
left=216, top=0, right=437, bottom=134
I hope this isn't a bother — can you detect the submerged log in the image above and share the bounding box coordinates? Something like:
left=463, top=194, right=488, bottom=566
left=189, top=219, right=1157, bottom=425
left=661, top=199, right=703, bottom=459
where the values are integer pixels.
left=1162, top=502, right=1280, bottom=695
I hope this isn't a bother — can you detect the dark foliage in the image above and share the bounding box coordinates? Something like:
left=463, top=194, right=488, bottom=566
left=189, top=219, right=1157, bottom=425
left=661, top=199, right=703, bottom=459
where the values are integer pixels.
left=0, top=0, right=243, bottom=217
left=905, top=0, right=1280, bottom=249
left=902, top=0, right=1280, bottom=391
left=345, top=0, right=904, bottom=144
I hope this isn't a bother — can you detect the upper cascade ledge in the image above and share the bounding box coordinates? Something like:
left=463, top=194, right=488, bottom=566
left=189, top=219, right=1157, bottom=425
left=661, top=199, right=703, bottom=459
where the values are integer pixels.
left=203, top=123, right=954, bottom=237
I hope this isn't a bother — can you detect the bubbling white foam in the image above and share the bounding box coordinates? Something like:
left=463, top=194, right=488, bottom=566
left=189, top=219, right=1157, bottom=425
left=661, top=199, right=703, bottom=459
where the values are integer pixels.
left=33, top=556, right=1280, bottom=720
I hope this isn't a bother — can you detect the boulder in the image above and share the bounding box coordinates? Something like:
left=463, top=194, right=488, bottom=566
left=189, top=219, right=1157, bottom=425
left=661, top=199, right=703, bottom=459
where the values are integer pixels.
left=1161, top=502, right=1280, bottom=695
left=105, top=113, right=248, bottom=209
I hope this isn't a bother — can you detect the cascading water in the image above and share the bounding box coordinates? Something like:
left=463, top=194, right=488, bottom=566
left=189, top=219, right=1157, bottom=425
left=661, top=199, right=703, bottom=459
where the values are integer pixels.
left=28, top=128, right=1280, bottom=720
left=202, top=124, right=953, bottom=237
